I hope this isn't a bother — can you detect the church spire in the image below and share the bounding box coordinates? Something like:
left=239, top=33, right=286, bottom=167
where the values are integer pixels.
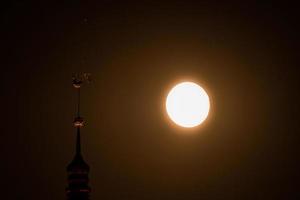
left=76, top=128, right=81, bottom=155
left=66, top=73, right=91, bottom=200
left=72, top=75, right=83, bottom=155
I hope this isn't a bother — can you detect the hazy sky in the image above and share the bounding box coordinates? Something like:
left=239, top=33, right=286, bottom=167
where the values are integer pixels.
left=2, top=1, right=299, bottom=200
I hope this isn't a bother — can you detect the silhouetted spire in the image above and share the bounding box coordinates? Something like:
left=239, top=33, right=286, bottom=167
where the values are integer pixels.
left=66, top=73, right=91, bottom=200
left=76, top=128, right=81, bottom=155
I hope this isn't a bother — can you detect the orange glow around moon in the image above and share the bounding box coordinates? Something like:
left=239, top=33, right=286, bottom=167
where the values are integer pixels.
left=166, top=82, right=210, bottom=128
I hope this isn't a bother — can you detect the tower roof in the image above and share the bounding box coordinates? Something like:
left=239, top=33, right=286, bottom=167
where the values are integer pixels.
left=67, top=153, right=90, bottom=172
left=67, top=128, right=90, bottom=172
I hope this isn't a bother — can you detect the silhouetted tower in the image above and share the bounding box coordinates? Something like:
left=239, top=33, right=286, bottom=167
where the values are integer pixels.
left=66, top=74, right=91, bottom=200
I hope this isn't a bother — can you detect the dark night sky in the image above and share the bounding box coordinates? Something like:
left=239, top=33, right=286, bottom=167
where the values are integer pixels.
left=1, top=1, right=300, bottom=200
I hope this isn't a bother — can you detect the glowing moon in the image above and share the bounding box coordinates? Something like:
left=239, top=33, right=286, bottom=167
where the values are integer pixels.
left=166, top=82, right=210, bottom=128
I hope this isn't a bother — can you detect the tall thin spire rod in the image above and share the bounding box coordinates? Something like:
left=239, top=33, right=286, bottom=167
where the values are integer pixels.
left=77, top=88, right=80, bottom=117
left=76, top=128, right=81, bottom=155
left=72, top=73, right=91, bottom=128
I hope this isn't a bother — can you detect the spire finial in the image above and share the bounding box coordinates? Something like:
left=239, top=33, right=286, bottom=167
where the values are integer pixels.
left=72, top=73, right=91, bottom=155
left=72, top=73, right=91, bottom=128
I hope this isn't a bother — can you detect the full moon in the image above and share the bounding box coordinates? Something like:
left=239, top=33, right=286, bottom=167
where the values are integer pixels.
left=166, top=82, right=210, bottom=128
